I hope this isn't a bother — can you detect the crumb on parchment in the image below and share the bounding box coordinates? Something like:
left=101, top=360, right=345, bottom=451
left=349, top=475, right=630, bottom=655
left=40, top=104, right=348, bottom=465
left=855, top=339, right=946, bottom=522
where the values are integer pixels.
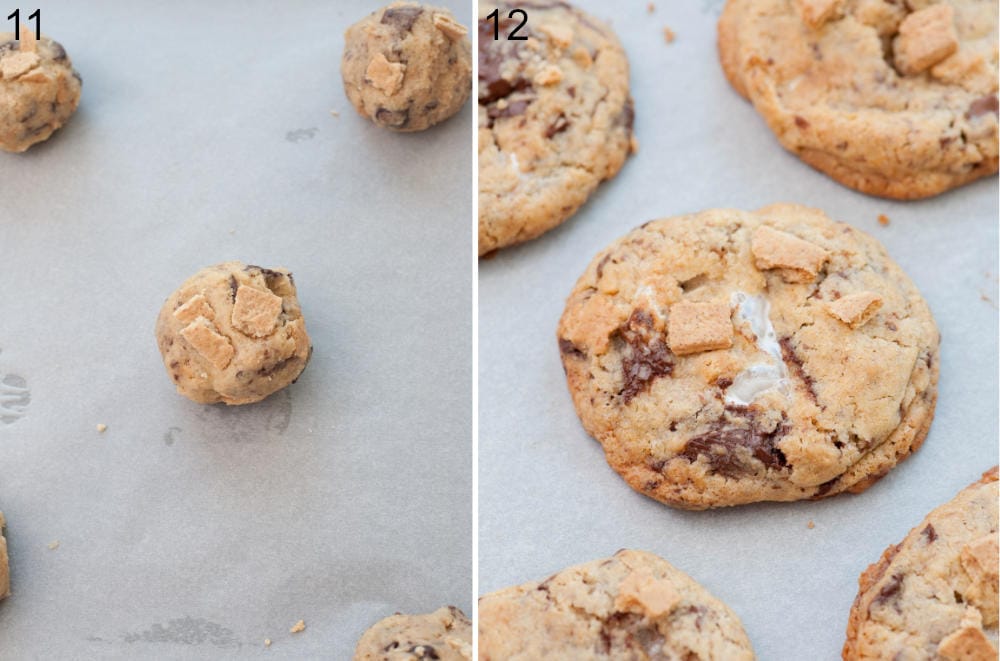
left=647, top=2, right=655, bottom=12
left=48, top=540, right=59, bottom=550
left=264, top=638, right=271, bottom=647
left=290, top=620, right=305, bottom=634
left=663, top=27, right=675, bottom=43
left=878, top=214, right=890, bottom=226
left=96, top=424, right=107, bottom=432
left=807, top=520, right=815, bottom=529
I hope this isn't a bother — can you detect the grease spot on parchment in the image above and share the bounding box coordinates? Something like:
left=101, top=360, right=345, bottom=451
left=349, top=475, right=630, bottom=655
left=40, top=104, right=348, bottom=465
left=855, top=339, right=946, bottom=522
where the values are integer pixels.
left=285, top=127, right=318, bottom=143
left=164, top=426, right=182, bottom=446
left=194, top=390, right=292, bottom=442
left=122, top=616, right=240, bottom=647
left=0, top=349, right=30, bottom=425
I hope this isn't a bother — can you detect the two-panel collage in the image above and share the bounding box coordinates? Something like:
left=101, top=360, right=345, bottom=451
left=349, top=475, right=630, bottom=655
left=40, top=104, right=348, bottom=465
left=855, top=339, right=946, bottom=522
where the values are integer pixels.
left=0, top=0, right=997, bottom=659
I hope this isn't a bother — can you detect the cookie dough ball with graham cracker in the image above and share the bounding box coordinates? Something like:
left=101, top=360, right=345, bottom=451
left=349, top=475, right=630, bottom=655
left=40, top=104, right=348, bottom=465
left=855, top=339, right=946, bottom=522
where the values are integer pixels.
left=342, top=2, right=472, bottom=132
left=156, top=262, right=312, bottom=405
left=0, top=28, right=81, bottom=153
left=353, top=606, right=472, bottom=660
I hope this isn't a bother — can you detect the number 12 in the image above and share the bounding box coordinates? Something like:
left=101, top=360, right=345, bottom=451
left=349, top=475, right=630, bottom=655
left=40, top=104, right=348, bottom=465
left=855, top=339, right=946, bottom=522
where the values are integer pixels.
left=486, top=8, right=528, bottom=41
left=7, top=9, right=41, bottom=40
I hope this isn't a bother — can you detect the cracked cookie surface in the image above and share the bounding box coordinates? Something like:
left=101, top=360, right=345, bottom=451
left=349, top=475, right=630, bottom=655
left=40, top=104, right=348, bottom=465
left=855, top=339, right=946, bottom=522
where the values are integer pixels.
left=353, top=606, right=472, bottom=660
left=479, top=549, right=754, bottom=660
left=718, top=0, right=998, bottom=199
left=557, top=204, right=939, bottom=509
left=843, top=467, right=999, bottom=660
left=0, top=30, right=81, bottom=153
left=478, top=0, right=635, bottom=255
left=155, top=261, right=312, bottom=405
left=342, top=2, right=472, bottom=132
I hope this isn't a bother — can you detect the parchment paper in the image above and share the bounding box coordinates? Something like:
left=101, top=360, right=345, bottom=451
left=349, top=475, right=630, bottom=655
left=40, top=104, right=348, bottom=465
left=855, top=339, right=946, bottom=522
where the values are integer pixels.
left=478, top=2, right=999, bottom=658
left=0, top=1, right=472, bottom=658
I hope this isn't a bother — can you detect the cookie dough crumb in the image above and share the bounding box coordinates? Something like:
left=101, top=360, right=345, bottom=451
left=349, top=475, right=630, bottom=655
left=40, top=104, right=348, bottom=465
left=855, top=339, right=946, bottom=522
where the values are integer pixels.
left=807, top=520, right=815, bottom=529
left=647, top=2, right=655, bottom=13
left=48, top=540, right=59, bottom=550
left=264, top=638, right=271, bottom=647
left=877, top=214, right=890, bottom=226
left=96, top=424, right=107, bottom=433
left=289, top=620, right=305, bottom=634
left=663, top=27, right=675, bottom=44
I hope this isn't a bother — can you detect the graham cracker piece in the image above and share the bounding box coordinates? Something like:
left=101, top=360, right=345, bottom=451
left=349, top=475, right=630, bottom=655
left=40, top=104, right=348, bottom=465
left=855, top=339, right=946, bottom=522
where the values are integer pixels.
left=173, top=294, right=215, bottom=324
left=751, top=226, right=829, bottom=283
left=433, top=13, right=468, bottom=40
left=365, top=53, right=406, bottom=95
left=180, top=318, right=234, bottom=370
left=894, top=4, right=958, bottom=75
left=795, top=0, right=841, bottom=29
left=826, top=291, right=883, bottom=328
left=0, top=50, right=40, bottom=79
left=534, top=64, right=563, bottom=86
left=668, top=301, right=734, bottom=356
left=961, top=534, right=999, bottom=626
left=615, top=571, right=681, bottom=618
left=938, top=608, right=997, bottom=661
left=232, top=285, right=283, bottom=338
left=538, top=23, right=574, bottom=49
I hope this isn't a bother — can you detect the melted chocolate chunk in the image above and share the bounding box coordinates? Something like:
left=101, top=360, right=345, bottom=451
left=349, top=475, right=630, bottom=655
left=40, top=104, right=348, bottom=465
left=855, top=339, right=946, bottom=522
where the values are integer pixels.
left=49, top=40, right=67, bottom=62
left=375, top=107, right=410, bottom=128
left=228, top=275, right=238, bottom=301
left=620, top=98, right=635, bottom=132
left=0, top=40, right=19, bottom=57
left=619, top=309, right=673, bottom=403
left=478, top=19, right=533, bottom=105
left=558, top=337, right=586, bottom=358
left=967, top=94, right=999, bottom=119
left=600, top=612, right=666, bottom=656
left=486, top=98, right=531, bottom=121
left=779, top=337, right=817, bottom=403
left=406, top=646, right=440, bottom=660
left=545, top=113, right=570, bottom=138
left=872, top=573, right=903, bottom=611
left=381, top=5, right=423, bottom=31
left=680, top=407, right=788, bottom=477
left=922, top=523, right=937, bottom=543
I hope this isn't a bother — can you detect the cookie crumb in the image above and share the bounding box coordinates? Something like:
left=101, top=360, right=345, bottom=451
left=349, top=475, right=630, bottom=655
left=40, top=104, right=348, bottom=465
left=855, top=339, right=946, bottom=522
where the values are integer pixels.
left=807, top=520, right=815, bottom=529
left=647, top=2, right=655, bottom=13
left=663, top=27, right=675, bottom=44
left=289, top=620, right=305, bottom=634
left=877, top=214, right=890, bottom=226
left=264, top=638, right=271, bottom=647
left=96, top=424, right=107, bottom=433
left=329, top=109, right=340, bottom=118
left=48, top=540, right=59, bottom=550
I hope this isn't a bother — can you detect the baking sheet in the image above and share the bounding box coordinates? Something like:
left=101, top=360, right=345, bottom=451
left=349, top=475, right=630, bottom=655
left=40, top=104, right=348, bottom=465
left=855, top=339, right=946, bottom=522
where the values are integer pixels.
left=0, top=1, right=472, bottom=657
left=478, top=1, right=999, bottom=658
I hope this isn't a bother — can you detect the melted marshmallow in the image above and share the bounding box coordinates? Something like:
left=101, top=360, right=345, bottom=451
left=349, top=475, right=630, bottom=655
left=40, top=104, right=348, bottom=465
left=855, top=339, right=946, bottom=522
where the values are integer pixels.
left=726, top=292, right=789, bottom=405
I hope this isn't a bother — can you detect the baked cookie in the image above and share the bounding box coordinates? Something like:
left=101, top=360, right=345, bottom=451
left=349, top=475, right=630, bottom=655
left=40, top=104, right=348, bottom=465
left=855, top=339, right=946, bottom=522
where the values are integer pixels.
left=353, top=606, right=471, bottom=660
left=342, top=2, right=471, bottom=132
left=479, top=549, right=755, bottom=659
left=478, top=0, right=635, bottom=255
left=0, top=28, right=81, bottom=153
left=0, top=511, right=8, bottom=599
left=155, top=262, right=312, bottom=405
left=557, top=204, right=939, bottom=510
left=843, top=467, right=999, bottom=660
left=718, top=0, right=998, bottom=199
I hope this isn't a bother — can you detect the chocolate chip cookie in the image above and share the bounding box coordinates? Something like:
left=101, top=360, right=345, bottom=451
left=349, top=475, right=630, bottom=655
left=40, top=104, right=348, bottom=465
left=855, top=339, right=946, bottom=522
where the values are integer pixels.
left=557, top=204, right=939, bottom=509
left=478, top=0, right=635, bottom=255
left=155, top=262, right=312, bottom=405
left=479, top=549, right=755, bottom=659
left=718, top=0, right=998, bottom=199
left=342, top=3, right=472, bottom=132
left=0, top=29, right=81, bottom=153
left=353, top=606, right=471, bottom=660
left=0, top=511, right=8, bottom=600
left=843, top=467, right=999, bottom=660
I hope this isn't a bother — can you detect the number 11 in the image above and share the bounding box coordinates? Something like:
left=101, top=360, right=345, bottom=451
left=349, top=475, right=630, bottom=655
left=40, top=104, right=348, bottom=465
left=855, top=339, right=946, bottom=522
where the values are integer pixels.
left=7, top=9, right=41, bottom=40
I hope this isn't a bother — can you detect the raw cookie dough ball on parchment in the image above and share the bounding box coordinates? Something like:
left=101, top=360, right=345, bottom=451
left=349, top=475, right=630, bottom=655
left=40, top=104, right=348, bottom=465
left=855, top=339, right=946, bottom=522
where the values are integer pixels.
left=342, top=2, right=472, bottom=132
left=558, top=204, right=939, bottom=509
left=353, top=606, right=472, bottom=660
left=479, top=549, right=755, bottom=659
left=156, top=262, right=312, bottom=405
left=0, top=29, right=81, bottom=153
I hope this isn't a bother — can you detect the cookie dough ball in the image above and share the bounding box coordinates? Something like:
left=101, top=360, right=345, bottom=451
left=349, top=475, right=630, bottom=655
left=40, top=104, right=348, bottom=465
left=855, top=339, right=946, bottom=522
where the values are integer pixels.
left=342, top=2, right=472, bottom=132
left=0, top=511, right=8, bottom=600
left=0, top=29, right=81, bottom=153
left=156, top=262, right=312, bottom=405
left=479, top=550, right=754, bottom=659
left=353, top=606, right=471, bottom=660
